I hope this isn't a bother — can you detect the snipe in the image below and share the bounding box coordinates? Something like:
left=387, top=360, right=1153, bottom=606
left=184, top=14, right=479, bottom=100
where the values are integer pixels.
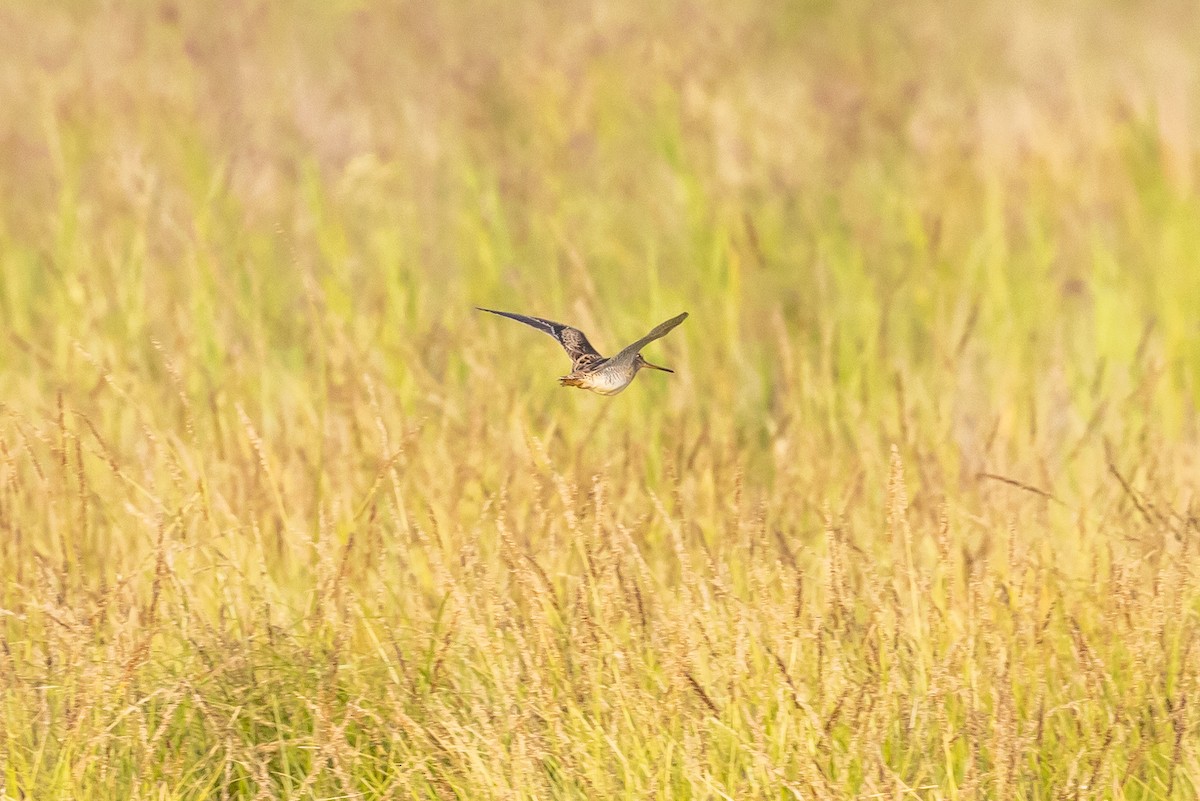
left=476, top=308, right=688, bottom=395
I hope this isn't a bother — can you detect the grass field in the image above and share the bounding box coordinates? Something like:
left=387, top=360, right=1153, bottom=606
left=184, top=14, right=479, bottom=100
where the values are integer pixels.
left=2, top=1, right=1199, bottom=798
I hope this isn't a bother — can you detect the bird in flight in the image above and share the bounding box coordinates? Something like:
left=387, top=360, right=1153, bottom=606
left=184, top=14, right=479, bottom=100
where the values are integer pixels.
left=476, top=308, right=688, bottom=395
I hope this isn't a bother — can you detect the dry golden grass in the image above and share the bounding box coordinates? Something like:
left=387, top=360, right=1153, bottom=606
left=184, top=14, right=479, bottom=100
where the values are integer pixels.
left=1, top=0, right=1199, bottom=798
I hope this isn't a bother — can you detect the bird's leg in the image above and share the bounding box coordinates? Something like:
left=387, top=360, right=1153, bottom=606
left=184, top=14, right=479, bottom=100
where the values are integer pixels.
left=559, top=375, right=584, bottom=388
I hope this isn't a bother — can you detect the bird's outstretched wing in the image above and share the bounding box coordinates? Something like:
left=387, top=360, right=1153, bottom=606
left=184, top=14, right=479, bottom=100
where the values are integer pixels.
left=476, top=308, right=603, bottom=369
left=612, top=312, right=688, bottom=362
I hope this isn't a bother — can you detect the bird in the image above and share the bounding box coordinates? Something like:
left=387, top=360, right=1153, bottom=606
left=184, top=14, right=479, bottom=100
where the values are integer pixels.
left=476, top=307, right=688, bottom=395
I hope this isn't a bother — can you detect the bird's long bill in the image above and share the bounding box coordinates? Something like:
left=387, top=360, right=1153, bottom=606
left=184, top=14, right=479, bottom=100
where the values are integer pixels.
left=641, top=359, right=674, bottom=373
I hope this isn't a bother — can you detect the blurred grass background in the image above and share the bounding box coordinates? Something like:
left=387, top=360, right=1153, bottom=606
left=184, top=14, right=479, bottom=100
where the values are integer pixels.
left=1, top=0, right=1198, bottom=798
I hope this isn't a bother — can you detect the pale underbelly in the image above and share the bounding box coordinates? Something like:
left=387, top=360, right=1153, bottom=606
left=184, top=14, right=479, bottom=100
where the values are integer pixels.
left=581, top=372, right=631, bottom=395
